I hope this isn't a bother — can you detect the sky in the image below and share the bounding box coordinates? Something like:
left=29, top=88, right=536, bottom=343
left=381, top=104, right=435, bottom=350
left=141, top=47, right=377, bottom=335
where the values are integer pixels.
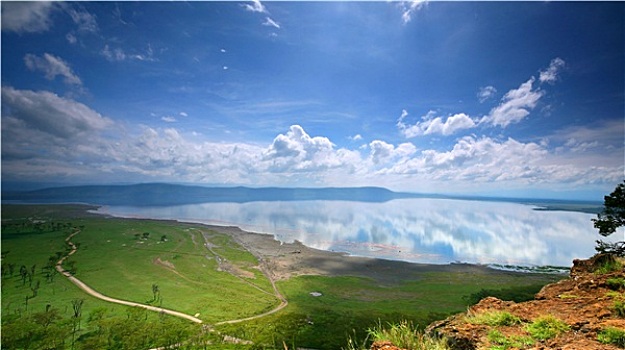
left=1, top=1, right=623, bottom=200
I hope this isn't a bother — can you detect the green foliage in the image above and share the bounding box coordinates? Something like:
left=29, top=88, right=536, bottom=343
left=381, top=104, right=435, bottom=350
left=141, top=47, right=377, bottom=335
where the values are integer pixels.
left=487, top=329, right=534, bottom=350
left=525, top=315, right=570, bottom=341
left=598, top=327, right=625, bottom=348
left=607, top=277, right=625, bottom=290
left=593, top=180, right=625, bottom=256
left=465, top=310, right=522, bottom=327
left=595, top=259, right=624, bottom=275
left=364, top=320, right=450, bottom=350
left=593, top=180, right=625, bottom=236
left=612, top=299, right=625, bottom=317
left=464, top=284, right=547, bottom=305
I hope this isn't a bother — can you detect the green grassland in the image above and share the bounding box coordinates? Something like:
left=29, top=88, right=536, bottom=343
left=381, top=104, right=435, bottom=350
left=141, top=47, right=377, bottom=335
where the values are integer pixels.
left=1, top=205, right=562, bottom=349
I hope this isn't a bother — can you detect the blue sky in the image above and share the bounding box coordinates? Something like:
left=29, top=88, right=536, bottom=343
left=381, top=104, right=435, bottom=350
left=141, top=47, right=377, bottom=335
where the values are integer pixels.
left=1, top=1, right=623, bottom=199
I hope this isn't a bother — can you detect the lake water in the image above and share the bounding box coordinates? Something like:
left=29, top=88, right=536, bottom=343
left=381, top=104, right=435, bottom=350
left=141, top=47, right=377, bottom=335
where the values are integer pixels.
left=97, top=198, right=608, bottom=268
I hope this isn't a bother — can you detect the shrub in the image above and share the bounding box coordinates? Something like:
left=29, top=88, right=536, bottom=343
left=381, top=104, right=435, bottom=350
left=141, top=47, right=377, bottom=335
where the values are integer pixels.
left=525, top=315, right=570, bottom=341
left=595, top=258, right=623, bottom=275
left=598, top=327, right=625, bottom=348
left=607, top=277, right=625, bottom=290
left=465, top=310, right=522, bottom=327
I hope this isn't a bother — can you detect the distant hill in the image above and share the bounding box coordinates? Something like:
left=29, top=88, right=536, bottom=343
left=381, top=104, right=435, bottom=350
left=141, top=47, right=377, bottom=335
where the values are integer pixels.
left=1, top=183, right=433, bottom=206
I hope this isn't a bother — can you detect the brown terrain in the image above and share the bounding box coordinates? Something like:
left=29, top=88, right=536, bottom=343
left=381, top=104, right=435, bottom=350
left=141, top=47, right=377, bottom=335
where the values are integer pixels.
left=418, top=253, right=625, bottom=350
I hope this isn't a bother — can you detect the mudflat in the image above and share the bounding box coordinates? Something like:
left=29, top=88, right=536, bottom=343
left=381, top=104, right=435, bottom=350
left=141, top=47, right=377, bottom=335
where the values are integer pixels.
left=201, top=223, right=529, bottom=284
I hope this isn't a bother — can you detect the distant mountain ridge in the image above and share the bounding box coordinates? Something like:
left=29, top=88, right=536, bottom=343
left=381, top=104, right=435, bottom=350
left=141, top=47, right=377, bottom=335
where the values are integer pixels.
left=1, top=183, right=431, bottom=206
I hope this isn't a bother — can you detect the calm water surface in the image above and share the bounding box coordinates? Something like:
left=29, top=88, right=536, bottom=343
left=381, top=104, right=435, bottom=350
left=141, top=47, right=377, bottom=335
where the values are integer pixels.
left=97, top=198, right=605, bottom=267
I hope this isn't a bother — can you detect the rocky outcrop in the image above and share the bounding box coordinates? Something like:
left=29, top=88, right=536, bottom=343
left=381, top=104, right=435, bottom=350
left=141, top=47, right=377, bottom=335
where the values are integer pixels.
left=425, top=254, right=625, bottom=350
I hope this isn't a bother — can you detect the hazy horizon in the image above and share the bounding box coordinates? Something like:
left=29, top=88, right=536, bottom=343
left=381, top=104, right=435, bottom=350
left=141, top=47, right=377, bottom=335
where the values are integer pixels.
left=2, top=2, right=623, bottom=200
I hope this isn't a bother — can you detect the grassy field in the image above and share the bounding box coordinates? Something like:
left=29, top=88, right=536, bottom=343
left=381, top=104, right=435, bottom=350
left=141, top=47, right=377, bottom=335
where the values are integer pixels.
left=1, top=204, right=563, bottom=349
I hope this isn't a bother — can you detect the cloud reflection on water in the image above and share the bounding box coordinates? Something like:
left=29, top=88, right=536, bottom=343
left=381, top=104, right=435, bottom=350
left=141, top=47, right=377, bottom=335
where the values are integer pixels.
left=101, top=198, right=604, bottom=267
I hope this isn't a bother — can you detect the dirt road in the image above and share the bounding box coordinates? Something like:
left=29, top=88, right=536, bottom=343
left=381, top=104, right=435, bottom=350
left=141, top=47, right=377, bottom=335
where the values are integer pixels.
left=56, top=229, right=203, bottom=324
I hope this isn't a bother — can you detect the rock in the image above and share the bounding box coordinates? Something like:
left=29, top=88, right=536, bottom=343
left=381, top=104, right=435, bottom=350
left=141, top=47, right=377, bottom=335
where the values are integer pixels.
left=425, top=255, right=625, bottom=350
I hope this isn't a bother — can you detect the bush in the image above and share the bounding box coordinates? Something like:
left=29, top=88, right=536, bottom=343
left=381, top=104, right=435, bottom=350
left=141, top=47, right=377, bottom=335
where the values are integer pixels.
left=598, top=327, right=625, bottom=348
left=525, top=315, right=569, bottom=341
left=595, top=259, right=624, bottom=275
left=465, top=311, right=522, bottom=327
left=607, top=277, right=625, bottom=290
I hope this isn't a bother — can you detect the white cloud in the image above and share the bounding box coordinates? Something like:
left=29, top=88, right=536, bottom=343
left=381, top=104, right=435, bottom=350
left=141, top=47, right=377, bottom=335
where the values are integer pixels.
left=66, top=33, right=77, bottom=44
left=1, top=87, right=112, bottom=140
left=263, top=17, right=281, bottom=29
left=1, top=2, right=57, bottom=33
left=67, top=7, right=98, bottom=33
left=243, top=0, right=267, bottom=13
left=397, top=110, right=476, bottom=137
left=477, top=86, right=497, bottom=103
left=161, top=116, right=177, bottom=123
left=24, top=53, right=82, bottom=86
left=101, top=45, right=127, bottom=61
left=220, top=48, right=227, bottom=53
left=179, top=112, right=188, bottom=117
left=480, top=78, right=543, bottom=128
left=349, top=134, right=363, bottom=141
left=399, top=0, right=427, bottom=24
left=369, top=140, right=417, bottom=164
left=539, top=57, right=566, bottom=84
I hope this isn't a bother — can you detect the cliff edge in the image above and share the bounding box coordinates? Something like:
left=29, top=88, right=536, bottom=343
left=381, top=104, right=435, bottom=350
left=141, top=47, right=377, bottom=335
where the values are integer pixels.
left=423, top=254, right=625, bottom=350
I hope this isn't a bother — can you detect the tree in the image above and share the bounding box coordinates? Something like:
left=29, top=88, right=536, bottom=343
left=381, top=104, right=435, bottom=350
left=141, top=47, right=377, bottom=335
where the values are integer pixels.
left=151, top=283, right=160, bottom=303
left=592, top=180, right=625, bottom=256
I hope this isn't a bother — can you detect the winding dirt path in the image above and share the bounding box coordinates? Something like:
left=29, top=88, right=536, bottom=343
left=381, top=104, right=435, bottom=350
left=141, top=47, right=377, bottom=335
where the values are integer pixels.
left=197, top=229, right=288, bottom=325
left=56, top=229, right=203, bottom=324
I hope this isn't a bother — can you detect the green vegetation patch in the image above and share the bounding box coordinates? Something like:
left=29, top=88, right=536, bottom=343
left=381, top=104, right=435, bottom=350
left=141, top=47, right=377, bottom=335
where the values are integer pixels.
left=525, top=315, right=570, bottom=341
left=365, top=320, right=449, bottom=350
left=487, top=329, right=534, bottom=350
left=598, top=327, right=625, bottom=348
left=465, top=310, right=522, bottom=327
left=607, top=277, right=625, bottom=290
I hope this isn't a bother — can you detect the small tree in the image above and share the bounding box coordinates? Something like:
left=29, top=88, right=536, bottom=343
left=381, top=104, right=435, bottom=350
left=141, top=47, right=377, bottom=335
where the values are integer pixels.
left=593, top=180, right=625, bottom=256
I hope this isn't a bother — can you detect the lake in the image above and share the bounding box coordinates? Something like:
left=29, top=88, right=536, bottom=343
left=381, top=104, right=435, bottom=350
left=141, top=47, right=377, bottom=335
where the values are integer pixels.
left=97, top=197, right=608, bottom=268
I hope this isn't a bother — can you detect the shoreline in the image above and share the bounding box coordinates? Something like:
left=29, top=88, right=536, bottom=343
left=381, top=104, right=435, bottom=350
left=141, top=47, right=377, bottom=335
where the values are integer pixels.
left=4, top=203, right=570, bottom=280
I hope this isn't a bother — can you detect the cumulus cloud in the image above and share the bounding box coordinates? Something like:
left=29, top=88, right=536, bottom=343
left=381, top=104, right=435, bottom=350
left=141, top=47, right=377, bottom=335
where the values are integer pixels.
left=1, top=2, right=57, bottom=33
left=1, top=86, right=111, bottom=139
left=539, top=57, right=566, bottom=84
left=397, top=110, right=476, bottom=137
left=480, top=78, right=543, bottom=128
left=369, top=140, right=417, bottom=165
left=477, top=86, right=497, bottom=103
left=24, top=53, right=82, bottom=86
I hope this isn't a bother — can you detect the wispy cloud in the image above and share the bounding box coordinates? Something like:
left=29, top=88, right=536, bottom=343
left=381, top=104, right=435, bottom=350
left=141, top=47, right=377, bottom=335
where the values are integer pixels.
left=24, top=53, right=82, bottom=86
left=243, top=0, right=267, bottom=14
left=263, top=17, right=281, bottom=29
left=477, top=85, right=497, bottom=103
left=480, top=78, right=543, bottom=128
left=161, top=116, right=177, bottom=123
left=1, top=2, right=57, bottom=33
left=67, top=6, right=98, bottom=33
left=399, top=0, right=427, bottom=25
left=539, top=57, right=566, bottom=84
